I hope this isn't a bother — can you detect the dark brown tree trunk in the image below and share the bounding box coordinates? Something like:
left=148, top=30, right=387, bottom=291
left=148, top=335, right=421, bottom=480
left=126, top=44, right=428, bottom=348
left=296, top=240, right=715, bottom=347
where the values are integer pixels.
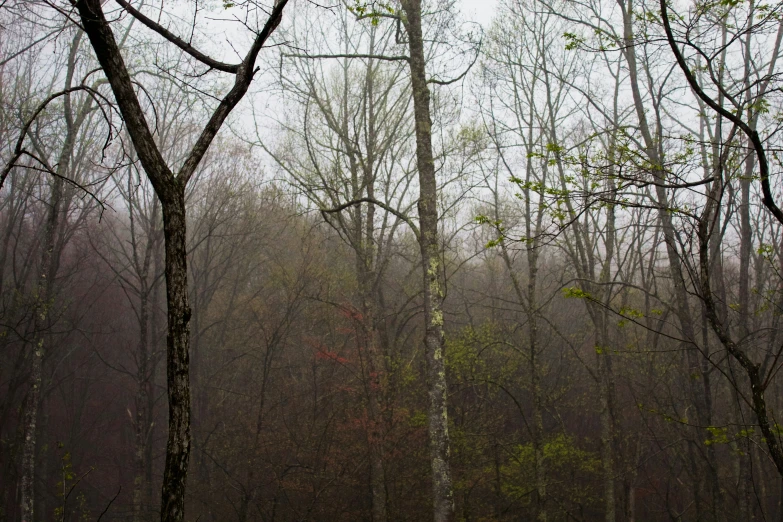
left=74, top=1, right=286, bottom=519
left=134, top=293, right=151, bottom=522
left=362, top=274, right=388, bottom=522
left=159, top=187, right=191, bottom=521
left=361, top=65, right=387, bottom=522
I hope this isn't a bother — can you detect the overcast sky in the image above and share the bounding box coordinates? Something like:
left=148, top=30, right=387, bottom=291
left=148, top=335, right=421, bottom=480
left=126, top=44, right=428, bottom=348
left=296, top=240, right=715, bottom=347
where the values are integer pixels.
left=459, top=0, right=498, bottom=27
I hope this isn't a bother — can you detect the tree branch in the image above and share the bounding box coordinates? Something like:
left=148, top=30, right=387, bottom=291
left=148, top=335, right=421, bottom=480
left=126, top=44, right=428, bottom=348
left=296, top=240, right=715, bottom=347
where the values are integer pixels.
left=96, top=486, right=121, bottom=522
left=0, top=85, right=115, bottom=192
left=427, top=38, right=481, bottom=86
left=177, top=0, right=289, bottom=184
left=321, top=197, right=420, bottom=238
left=283, top=52, right=409, bottom=62
left=76, top=0, right=175, bottom=194
left=660, top=0, right=783, bottom=226
left=114, top=0, right=240, bottom=73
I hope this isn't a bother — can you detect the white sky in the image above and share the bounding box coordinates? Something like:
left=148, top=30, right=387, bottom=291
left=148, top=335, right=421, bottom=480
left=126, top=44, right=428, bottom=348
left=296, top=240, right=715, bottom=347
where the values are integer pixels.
left=460, top=0, right=498, bottom=27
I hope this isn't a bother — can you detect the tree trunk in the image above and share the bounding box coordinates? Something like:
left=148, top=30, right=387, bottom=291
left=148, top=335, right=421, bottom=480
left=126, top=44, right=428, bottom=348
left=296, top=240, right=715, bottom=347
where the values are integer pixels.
left=75, top=1, right=287, bottom=518
left=620, top=0, right=721, bottom=513
left=20, top=173, right=64, bottom=522
left=159, top=187, right=192, bottom=522
left=134, top=288, right=151, bottom=521
left=360, top=242, right=388, bottom=522
left=362, top=67, right=388, bottom=522
left=19, top=335, right=43, bottom=522
left=19, top=30, right=83, bottom=515
left=597, top=341, right=616, bottom=522
left=400, top=1, right=455, bottom=520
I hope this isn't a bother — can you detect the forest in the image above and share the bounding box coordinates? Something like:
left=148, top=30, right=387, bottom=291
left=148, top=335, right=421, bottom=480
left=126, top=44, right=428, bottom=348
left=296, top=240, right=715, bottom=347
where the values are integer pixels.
left=2, top=0, right=783, bottom=520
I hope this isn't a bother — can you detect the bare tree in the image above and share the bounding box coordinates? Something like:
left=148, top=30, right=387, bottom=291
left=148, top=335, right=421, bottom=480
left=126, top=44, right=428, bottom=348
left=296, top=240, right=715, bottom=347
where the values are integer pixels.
left=71, top=0, right=289, bottom=519
left=267, top=6, right=417, bottom=520
left=661, top=0, right=783, bottom=487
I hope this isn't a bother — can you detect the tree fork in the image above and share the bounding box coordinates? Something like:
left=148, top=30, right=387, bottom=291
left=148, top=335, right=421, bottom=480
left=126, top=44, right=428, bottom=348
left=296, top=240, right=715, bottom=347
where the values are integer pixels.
left=74, top=0, right=287, bottom=519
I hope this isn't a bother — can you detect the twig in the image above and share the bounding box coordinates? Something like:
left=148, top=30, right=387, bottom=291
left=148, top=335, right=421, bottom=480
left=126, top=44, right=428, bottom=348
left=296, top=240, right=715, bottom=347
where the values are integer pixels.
left=96, top=486, right=121, bottom=522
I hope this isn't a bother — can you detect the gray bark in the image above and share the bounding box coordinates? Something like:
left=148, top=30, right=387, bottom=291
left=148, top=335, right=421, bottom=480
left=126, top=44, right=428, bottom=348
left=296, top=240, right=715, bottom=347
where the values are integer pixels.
left=20, top=30, right=85, bottom=521
left=399, top=1, right=455, bottom=520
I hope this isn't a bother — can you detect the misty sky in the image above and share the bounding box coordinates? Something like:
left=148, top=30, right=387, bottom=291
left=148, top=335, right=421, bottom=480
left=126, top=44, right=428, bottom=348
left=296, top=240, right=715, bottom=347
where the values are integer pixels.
left=460, top=0, right=497, bottom=26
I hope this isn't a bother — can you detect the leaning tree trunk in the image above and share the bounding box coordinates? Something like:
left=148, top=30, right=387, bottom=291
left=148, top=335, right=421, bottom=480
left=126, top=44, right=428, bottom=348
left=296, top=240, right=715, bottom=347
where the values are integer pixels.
left=399, top=1, right=455, bottom=520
